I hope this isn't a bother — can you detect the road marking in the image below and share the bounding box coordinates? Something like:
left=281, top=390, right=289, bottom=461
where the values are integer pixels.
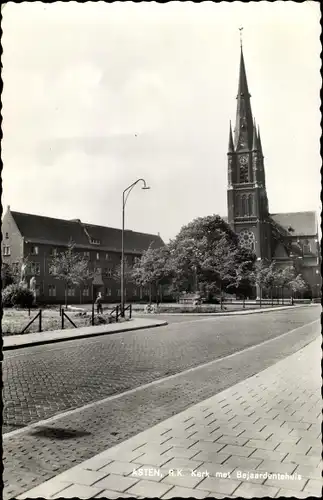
left=3, top=318, right=319, bottom=440
left=4, top=307, right=317, bottom=358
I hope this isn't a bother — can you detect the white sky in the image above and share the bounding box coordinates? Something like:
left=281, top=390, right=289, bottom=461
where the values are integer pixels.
left=2, top=1, right=321, bottom=242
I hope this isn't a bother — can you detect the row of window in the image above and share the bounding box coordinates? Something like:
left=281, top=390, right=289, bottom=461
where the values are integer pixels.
left=44, top=286, right=149, bottom=297
left=2, top=244, right=137, bottom=264
left=235, top=194, right=254, bottom=217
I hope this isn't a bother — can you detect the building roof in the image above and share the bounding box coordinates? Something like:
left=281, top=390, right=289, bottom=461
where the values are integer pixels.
left=10, top=211, right=164, bottom=253
left=271, top=211, right=318, bottom=237
left=222, top=212, right=318, bottom=238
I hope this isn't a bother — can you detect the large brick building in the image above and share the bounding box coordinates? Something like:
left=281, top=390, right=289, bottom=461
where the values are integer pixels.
left=225, top=46, right=321, bottom=297
left=1, top=207, right=164, bottom=304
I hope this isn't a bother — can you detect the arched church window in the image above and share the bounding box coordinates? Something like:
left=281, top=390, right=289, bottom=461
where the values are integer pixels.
left=240, top=165, right=249, bottom=183
left=247, top=194, right=253, bottom=216
left=241, top=195, right=248, bottom=217
left=239, top=229, right=255, bottom=252
left=235, top=195, right=240, bottom=216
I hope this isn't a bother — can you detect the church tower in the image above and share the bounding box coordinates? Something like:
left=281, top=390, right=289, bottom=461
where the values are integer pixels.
left=227, top=45, right=271, bottom=260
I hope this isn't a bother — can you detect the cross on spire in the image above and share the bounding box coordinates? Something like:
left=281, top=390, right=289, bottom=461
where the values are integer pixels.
left=239, top=26, right=244, bottom=48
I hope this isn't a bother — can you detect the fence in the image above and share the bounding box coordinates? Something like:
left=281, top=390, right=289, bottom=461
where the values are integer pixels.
left=20, top=309, right=42, bottom=334
left=61, top=308, right=77, bottom=329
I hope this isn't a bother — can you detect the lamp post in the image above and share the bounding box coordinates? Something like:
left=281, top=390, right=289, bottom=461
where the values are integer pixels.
left=121, top=179, right=150, bottom=317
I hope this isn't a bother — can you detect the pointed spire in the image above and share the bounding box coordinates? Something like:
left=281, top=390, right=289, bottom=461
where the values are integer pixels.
left=234, top=45, right=254, bottom=150
left=257, top=126, right=263, bottom=155
left=228, top=121, right=234, bottom=153
left=237, top=46, right=251, bottom=101
left=252, top=119, right=258, bottom=151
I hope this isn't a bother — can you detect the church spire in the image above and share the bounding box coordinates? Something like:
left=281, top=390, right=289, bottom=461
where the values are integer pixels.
left=234, top=45, right=254, bottom=151
left=228, top=121, right=234, bottom=153
left=257, top=126, right=263, bottom=156
left=252, top=119, right=258, bottom=151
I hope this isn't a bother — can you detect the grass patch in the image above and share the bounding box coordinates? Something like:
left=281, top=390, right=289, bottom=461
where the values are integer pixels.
left=2, top=308, right=114, bottom=336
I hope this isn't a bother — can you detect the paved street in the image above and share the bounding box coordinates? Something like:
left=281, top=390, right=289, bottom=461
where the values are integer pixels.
left=18, top=336, right=322, bottom=499
left=3, top=306, right=320, bottom=498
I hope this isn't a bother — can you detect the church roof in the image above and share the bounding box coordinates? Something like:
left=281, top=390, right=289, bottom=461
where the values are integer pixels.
left=234, top=47, right=254, bottom=151
left=9, top=210, right=164, bottom=253
left=270, top=211, right=318, bottom=237
left=222, top=212, right=317, bottom=238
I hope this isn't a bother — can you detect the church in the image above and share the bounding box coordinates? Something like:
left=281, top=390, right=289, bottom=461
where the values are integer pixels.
left=224, top=45, right=320, bottom=297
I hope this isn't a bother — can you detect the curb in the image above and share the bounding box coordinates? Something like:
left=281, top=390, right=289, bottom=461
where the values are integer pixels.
left=139, top=304, right=314, bottom=317
left=3, top=321, right=168, bottom=351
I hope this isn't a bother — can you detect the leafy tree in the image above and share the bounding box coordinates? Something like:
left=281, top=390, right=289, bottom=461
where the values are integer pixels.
left=1, top=263, right=16, bottom=288
left=2, top=284, right=34, bottom=308
left=250, top=260, right=280, bottom=301
left=286, top=273, right=307, bottom=303
left=132, top=245, right=172, bottom=303
left=49, top=241, right=92, bottom=306
left=113, top=257, right=136, bottom=301
left=167, top=215, right=255, bottom=305
left=1, top=258, right=28, bottom=287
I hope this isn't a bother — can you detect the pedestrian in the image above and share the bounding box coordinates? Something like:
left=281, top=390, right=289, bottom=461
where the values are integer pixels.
left=95, top=292, right=103, bottom=314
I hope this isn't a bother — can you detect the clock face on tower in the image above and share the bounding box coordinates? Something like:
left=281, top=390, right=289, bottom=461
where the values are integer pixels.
left=239, top=155, right=248, bottom=165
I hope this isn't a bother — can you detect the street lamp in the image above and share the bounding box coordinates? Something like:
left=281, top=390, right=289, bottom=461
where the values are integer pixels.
left=121, top=179, right=150, bottom=317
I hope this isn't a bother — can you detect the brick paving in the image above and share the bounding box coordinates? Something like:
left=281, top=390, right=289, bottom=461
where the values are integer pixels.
left=3, top=307, right=318, bottom=434
left=16, top=335, right=322, bottom=499
left=3, top=309, right=320, bottom=499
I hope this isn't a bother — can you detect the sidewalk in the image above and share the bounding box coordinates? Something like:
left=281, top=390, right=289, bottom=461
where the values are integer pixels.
left=3, top=318, right=167, bottom=350
left=142, top=304, right=312, bottom=317
left=17, top=336, right=322, bottom=499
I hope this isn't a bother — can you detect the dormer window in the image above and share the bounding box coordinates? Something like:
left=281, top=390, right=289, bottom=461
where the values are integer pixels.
left=288, top=226, right=295, bottom=233
left=31, top=245, right=39, bottom=255
left=91, top=239, right=101, bottom=245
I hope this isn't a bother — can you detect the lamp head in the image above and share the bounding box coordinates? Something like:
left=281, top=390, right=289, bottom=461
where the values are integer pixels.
left=142, top=186, right=150, bottom=190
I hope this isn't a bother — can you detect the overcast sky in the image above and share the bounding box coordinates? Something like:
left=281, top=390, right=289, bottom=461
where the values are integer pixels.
left=2, top=1, right=321, bottom=242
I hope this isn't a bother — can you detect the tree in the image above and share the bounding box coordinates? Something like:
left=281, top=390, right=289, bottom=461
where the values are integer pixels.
left=250, top=260, right=281, bottom=303
left=132, top=245, right=172, bottom=303
left=275, top=266, right=297, bottom=304
left=1, top=258, right=29, bottom=288
left=1, top=263, right=16, bottom=288
left=49, top=241, right=91, bottom=306
left=167, top=215, right=255, bottom=306
left=287, top=273, right=307, bottom=304
left=113, top=257, right=136, bottom=301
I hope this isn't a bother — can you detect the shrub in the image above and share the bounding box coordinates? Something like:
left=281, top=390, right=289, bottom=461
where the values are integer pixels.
left=2, top=284, right=34, bottom=308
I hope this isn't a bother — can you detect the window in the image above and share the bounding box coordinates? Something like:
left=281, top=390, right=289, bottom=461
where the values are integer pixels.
left=96, top=252, right=100, bottom=260
left=95, top=267, right=102, bottom=274
left=35, top=285, right=40, bottom=297
left=67, top=287, right=75, bottom=297
left=5, top=232, right=8, bottom=239
left=105, top=253, right=111, bottom=260
left=104, top=267, right=113, bottom=278
left=303, top=240, right=311, bottom=254
left=31, top=246, right=39, bottom=255
left=105, top=288, right=112, bottom=296
left=239, top=165, right=249, bottom=183
left=91, top=239, right=101, bottom=245
left=84, top=251, right=90, bottom=259
left=30, top=262, right=41, bottom=275
left=117, top=289, right=121, bottom=296
left=50, top=248, right=57, bottom=257
left=48, top=285, right=56, bottom=297
left=247, top=195, right=253, bottom=216
left=133, top=288, right=137, bottom=297
left=3, top=246, right=10, bottom=256
left=239, top=229, right=255, bottom=252
left=82, top=287, right=89, bottom=297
